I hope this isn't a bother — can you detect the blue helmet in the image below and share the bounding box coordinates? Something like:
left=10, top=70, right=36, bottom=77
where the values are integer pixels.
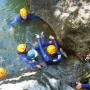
left=27, top=49, right=38, bottom=59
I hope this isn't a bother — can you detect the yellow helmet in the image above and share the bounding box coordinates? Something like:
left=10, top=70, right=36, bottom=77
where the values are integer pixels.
left=0, top=67, right=7, bottom=78
left=20, top=8, right=28, bottom=17
left=47, top=45, right=57, bottom=55
left=17, top=44, right=27, bottom=53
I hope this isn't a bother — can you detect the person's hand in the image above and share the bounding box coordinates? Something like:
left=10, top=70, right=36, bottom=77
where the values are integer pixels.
left=35, top=34, right=40, bottom=38
left=49, top=35, right=55, bottom=40
left=9, top=27, right=16, bottom=35
left=76, top=82, right=82, bottom=90
left=36, top=65, right=42, bottom=69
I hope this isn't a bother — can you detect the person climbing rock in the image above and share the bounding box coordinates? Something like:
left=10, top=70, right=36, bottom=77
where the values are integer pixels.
left=17, top=43, right=44, bottom=69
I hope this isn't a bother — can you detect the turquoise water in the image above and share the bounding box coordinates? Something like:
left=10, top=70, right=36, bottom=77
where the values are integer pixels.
left=0, top=0, right=27, bottom=74
left=0, top=0, right=55, bottom=74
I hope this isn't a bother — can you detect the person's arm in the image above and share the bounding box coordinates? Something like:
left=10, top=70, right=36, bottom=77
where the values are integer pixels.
left=36, top=35, right=50, bottom=62
left=82, top=84, right=90, bottom=89
left=49, top=35, right=61, bottom=55
left=25, top=60, right=42, bottom=69
left=28, top=14, right=45, bottom=22
left=76, top=82, right=90, bottom=89
left=8, top=15, right=21, bottom=35
left=25, top=60, right=36, bottom=68
left=8, top=15, right=21, bottom=27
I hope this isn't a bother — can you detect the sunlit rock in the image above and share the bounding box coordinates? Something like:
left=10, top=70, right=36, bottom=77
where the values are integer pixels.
left=53, top=0, right=90, bottom=59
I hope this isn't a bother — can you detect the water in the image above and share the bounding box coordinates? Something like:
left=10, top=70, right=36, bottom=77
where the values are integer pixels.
left=0, top=0, right=26, bottom=72
left=0, top=0, right=89, bottom=90
left=0, top=0, right=56, bottom=74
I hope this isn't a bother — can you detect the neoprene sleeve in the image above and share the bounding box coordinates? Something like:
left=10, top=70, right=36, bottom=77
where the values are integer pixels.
left=82, top=84, right=90, bottom=89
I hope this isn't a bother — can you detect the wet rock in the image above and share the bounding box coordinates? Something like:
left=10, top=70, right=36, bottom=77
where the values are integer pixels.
left=54, top=0, right=90, bottom=59
left=0, top=69, right=75, bottom=90
left=32, top=0, right=90, bottom=60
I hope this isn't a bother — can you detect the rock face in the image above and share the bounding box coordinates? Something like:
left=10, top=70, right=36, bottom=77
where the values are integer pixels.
left=0, top=69, right=75, bottom=90
left=32, top=0, right=90, bottom=60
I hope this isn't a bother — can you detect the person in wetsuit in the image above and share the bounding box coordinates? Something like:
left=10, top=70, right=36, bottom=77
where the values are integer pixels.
left=35, top=34, right=62, bottom=64
left=16, top=43, right=43, bottom=69
left=8, top=8, right=45, bottom=34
